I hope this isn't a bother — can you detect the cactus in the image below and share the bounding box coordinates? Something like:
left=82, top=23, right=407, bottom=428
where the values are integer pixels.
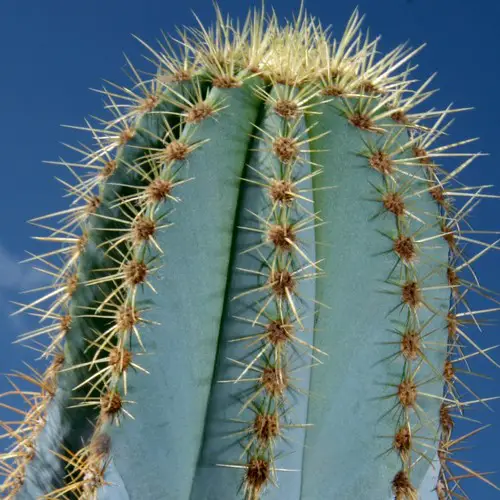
left=1, top=4, right=499, bottom=499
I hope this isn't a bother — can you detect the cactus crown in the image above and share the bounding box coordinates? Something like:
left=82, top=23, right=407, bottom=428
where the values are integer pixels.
left=1, top=3, right=499, bottom=500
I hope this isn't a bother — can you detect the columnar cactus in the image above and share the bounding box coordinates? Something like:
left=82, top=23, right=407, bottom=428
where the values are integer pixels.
left=1, top=5, right=499, bottom=499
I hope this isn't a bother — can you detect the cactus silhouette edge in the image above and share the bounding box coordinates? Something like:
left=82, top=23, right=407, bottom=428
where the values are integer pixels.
left=1, top=3, right=499, bottom=499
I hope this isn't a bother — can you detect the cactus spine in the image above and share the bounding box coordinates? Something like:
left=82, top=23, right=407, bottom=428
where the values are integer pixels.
left=1, top=4, right=499, bottom=499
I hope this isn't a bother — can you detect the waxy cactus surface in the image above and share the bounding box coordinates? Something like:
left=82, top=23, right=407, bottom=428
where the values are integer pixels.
left=1, top=4, right=499, bottom=500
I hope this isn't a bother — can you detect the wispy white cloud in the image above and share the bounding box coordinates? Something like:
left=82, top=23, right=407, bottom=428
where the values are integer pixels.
left=0, top=244, right=49, bottom=292
left=0, top=243, right=51, bottom=330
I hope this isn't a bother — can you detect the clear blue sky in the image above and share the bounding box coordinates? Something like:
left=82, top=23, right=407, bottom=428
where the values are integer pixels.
left=0, top=0, right=499, bottom=498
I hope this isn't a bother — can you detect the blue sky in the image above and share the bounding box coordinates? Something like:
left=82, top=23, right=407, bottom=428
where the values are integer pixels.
left=0, top=0, right=499, bottom=498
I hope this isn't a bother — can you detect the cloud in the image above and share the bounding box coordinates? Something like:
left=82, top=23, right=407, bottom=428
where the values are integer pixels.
left=0, top=244, right=50, bottom=292
left=0, top=243, right=52, bottom=330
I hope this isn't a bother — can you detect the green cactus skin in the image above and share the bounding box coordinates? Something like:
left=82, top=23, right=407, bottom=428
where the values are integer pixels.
left=1, top=5, right=499, bottom=500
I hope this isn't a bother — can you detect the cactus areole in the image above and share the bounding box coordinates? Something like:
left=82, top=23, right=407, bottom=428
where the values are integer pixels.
left=1, top=4, right=499, bottom=500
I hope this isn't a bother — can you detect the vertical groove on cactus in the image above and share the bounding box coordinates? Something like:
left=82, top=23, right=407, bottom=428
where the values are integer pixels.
left=190, top=82, right=324, bottom=500
left=92, top=80, right=265, bottom=500
left=1, top=4, right=499, bottom=500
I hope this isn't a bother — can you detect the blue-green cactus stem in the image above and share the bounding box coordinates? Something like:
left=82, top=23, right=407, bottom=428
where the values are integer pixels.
left=100, top=78, right=264, bottom=499
left=190, top=85, right=317, bottom=500
left=17, top=80, right=196, bottom=499
left=300, top=97, right=450, bottom=499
